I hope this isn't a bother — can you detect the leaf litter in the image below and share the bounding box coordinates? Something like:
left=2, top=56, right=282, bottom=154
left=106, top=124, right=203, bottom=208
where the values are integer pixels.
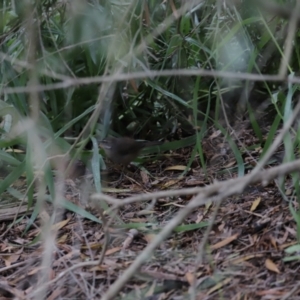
left=1, top=124, right=300, bottom=299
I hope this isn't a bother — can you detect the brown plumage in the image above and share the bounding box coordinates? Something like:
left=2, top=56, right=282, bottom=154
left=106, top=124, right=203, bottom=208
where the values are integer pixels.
left=99, top=137, right=163, bottom=165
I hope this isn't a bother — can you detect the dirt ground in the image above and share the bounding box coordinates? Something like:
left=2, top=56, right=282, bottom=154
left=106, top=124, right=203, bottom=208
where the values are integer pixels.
left=1, top=126, right=300, bottom=300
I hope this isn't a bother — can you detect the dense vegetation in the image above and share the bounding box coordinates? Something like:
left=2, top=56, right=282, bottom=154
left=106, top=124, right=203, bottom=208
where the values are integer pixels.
left=1, top=0, right=300, bottom=298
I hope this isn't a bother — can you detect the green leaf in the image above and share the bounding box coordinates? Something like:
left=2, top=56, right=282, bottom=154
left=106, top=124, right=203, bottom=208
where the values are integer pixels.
left=0, top=160, right=26, bottom=194
left=58, top=197, right=102, bottom=224
left=25, top=143, right=34, bottom=209
left=54, top=105, right=96, bottom=138
left=174, top=222, right=209, bottom=232
left=0, top=150, right=21, bottom=165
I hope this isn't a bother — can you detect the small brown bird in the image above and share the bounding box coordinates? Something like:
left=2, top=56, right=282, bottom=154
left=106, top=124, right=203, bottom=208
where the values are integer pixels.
left=99, top=137, right=163, bottom=165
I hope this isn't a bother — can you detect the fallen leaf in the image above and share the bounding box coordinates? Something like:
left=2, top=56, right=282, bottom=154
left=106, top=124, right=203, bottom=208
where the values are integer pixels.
left=256, top=289, right=285, bottom=296
left=211, top=233, right=240, bottom=250
left=57, top=234, right=68, bottom=244
left=128, top=218, right=147, bottom=222
left=210, top=130, right=222, bottom=139
left=105, top=247, right=122, bottom=255
left=123, top=229, right=139, bottom=249
left=207, top=277, right=231, bottom=295
left=250, top=197, right=261, bottom=211
left=143, top=233, right=156, bottom=244
left=3, top=254, right=20, bottom=267
left=269, top=235, right=277, bottom=249
left=140, top=170, right=149, bottom=184
left=52, top=218, right=70, bottom=231
left=102, top=187, right=131, bottom=193
left=162, top=179, right=182, bottom=188
left=81, top=242, right=103, bottom=250
left=222, top=160, right=236, bottom=168
left=185, top=272, right=196, bottom=285
left=164, top=165, right=190, bottom=171
left=265, top=258, right=280, bottom=273
left=228, top=254, right=264, bottom=265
